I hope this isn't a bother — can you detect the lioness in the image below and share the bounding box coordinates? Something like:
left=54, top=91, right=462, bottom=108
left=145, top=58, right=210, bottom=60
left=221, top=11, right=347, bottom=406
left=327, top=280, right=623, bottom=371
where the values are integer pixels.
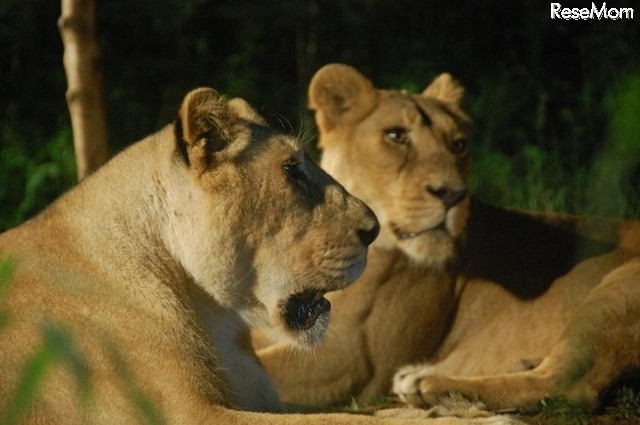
left=0, top=87, right=515, bottom=425
left=256, top=64, right=640, bottom=414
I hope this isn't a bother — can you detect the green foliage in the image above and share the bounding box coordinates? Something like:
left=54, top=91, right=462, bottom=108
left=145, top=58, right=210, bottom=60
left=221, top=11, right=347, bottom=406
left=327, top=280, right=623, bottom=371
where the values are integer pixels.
left=1, top=0, right=639, bottom=228
left=0, top=257, right=166, bottom=424
left=0, top=127, right=76, bottom=231
left=584, top=73, right=640, bottom=217
left=538, top=396, right=591, bottom=425
left=606, top=386, right=640, bottom=420
left=469, top=70, right=640, bottom=217
left=534, top=387, right=640, bottom=424
left=0, top=260, right=90, bottom=424
left=0, top=258, right=15, bottom=329
left=0, top=324, right=91, bottom=425
left=101, top=341, right=167, bottom=425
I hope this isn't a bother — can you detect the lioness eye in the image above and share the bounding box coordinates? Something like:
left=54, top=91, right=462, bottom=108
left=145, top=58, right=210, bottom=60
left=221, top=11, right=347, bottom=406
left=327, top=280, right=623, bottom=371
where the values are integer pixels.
left=283, top=160, right=309, bottom=194
left=384, top=127, right=410, bottom=146
left=450, top=138, right=468, bottom=154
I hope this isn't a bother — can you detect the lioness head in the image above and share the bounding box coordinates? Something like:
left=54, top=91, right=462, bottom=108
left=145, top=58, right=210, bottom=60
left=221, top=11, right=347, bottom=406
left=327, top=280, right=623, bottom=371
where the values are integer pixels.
left=169, top=88, right=379, bottom=346
left=309, top=64, right=471, bottom=269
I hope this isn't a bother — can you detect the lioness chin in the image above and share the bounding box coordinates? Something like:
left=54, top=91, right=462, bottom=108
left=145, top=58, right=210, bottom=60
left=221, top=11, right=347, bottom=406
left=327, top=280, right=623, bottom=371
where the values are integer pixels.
left=256, top=64, right=640, bottom=415
left=0, top=87, right=509, bottom=424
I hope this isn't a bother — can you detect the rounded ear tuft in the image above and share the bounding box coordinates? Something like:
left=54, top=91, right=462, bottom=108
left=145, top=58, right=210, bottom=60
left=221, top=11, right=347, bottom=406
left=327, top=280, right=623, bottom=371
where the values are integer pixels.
left=228, top=98, right=268, bottom=127
left=175, top=88, right=260, bottom=173
left=308, top=63, right=378, bottom=132
left=422, top=73, right=466, bottom=107
left=178, top=87, right=233, bottom=148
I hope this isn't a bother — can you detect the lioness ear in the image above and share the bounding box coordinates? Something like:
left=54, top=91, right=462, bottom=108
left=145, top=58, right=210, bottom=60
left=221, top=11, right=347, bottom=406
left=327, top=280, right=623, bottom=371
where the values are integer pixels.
left=308, top=63, right=378, bottom=132
left=228, top=97, right=268, bottom=127
left=422, top=73, right=465, bottom=107
left=176, top=87, right=249, bottom=173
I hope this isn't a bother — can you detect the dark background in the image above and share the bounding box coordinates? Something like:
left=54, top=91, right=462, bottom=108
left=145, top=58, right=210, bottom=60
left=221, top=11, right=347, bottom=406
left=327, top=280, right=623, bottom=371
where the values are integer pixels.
left=1, top=0, right=639, bottom=230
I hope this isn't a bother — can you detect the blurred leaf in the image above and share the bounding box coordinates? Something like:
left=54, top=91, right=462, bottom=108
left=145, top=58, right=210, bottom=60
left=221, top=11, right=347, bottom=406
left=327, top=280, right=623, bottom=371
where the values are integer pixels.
left=0, top=321, right=93, bottom=425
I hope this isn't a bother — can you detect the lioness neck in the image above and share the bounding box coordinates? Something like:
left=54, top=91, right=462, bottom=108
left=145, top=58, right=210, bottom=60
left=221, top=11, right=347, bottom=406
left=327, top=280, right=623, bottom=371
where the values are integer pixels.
left=23, top=126, right=195, bottom=292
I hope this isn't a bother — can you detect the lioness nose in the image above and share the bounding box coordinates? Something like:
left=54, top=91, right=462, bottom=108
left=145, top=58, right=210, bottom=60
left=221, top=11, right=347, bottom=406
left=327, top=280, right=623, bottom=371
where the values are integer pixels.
left=427, top=185, right=468, bottom=210
left=357, top=210, right=380, bottom=246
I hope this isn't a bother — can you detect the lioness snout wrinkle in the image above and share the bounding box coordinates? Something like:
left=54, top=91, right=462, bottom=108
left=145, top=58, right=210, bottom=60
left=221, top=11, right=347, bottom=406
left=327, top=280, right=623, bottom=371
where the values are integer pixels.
left=426, top=185, right=468, bottom=210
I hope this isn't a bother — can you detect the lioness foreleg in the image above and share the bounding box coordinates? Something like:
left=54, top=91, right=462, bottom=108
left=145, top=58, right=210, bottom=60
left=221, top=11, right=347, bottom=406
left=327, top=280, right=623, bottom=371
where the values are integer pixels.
left=393, top=257, right=640, bottom=412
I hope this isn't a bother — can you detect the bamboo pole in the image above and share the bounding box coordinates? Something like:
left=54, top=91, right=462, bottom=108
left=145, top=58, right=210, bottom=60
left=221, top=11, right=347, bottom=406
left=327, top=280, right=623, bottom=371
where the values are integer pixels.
left=58, top=0, right=109, bottom=180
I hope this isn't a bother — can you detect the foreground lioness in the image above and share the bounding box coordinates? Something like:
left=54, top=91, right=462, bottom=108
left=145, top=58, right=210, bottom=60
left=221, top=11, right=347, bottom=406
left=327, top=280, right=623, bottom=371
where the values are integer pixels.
left=0, top=87, right=520, bottom=425
left=256, top=64, right=640, bottom=414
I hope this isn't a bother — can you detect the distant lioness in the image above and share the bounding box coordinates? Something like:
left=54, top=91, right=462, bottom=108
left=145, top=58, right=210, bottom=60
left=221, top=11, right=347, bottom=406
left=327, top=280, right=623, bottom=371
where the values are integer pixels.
left=256, top=64, right=640, bottom=414
left=0, top=87, right=518, bottom=425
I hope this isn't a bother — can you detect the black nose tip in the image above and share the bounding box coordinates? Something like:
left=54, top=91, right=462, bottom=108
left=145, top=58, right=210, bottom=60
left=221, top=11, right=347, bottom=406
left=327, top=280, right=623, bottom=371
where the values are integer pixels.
left=357, top=216, right=380, bottom=246
left=427, top=185, right=468, bottom=210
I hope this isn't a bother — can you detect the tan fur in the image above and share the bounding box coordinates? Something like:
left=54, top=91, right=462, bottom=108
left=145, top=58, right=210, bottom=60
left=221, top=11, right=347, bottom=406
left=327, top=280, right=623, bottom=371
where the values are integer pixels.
left=256, top=64, right=640, bottom=413
left=0, top=87, right=523, bottom=425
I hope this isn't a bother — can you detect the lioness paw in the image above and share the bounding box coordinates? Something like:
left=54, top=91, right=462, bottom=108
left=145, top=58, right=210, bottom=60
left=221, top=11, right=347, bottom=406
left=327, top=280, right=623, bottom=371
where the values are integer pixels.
left=393, top=364, right=440, bottom=407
